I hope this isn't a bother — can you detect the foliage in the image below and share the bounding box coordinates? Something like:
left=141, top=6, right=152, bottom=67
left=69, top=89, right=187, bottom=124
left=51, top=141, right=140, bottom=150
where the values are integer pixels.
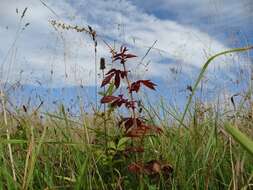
left=0, top=18, right=252, bottom=189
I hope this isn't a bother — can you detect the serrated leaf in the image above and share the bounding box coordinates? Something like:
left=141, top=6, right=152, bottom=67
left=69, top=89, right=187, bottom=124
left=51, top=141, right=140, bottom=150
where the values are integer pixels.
left=141, top=80, right=156, bottom=90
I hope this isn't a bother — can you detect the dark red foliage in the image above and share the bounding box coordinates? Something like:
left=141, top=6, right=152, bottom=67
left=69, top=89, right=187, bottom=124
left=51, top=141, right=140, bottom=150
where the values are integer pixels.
left=125, top=126, right=147, bottom=138
left=141, top=80, right=157, bottom=90
left=99, top=45, right=166, bottom=173
left=119, top=117, right=143, bottom=130
left=124, top=146, right=144, bottom=154
left=113, top=46, right=137, bottom=64
left=128, top=160, right=173, bottom=177
left=161, top=164, right=174, bottom=178
left=143, top=160, right=162, bottom=175
left=101, top=95, right=129, bottom=108
left=125, top=100, right=136, bottom=109
left=129, top=81, right=140, bottom=93
left=129, top=80, right=157, bottom=93
left=143, top=160, right=173, bottom=177
left=101, top=73, right=114, bottom=87
left=126, top=124, right=162, bottom=138
left=100, top=95, right=119, bottom=103
left=101, top=69, right=128, bottom=88
left=127, top=162, right=143, bottom=174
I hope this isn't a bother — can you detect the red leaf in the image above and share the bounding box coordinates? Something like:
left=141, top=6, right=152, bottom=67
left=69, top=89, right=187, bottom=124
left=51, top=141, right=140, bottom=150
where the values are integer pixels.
left=154, top=126, right=163, bottom=134
left=120, top=71, right=127, bottom=78
left=126, top=54, right=137, bottom=59
left=144, top=160, right=162, bottom=175
left=112, top=46, right=137, bottom=63
left=124, top=118, right=134, bottom=130
left=129, top=80, right=156, bottom=93
left=112, top=56, right=121, bottom=62
left=120, top=117, right=143, bottom=130
left=161, top=164, right=174, bottom=177
left=101, top=73, right=114, bottom=87
left=126, top=124, right=162, bottom=137
left=128, top=160, right=173, bottom=177
left=114, top=72, right=120, bottom=88
left=125, top=146, right=144, bottom=154
left=129, top=81, right=141, bottom=93
left=102, top=69, right=127, bottom=88
left=126, top=127, right=147, bottom=138
left=101, top=94, right=129, bottom=108
left=141, top=80, right=156, bottom=90
left=142, top=124, right=163, bottom=134
left=112, top=99, right=124, bottom=107
left=125, top=100, right=136, bottom=109
left=101, top=96, right=118, bottom=103
left=128, top=163, right=143, bottom=174
left=122, top=46, right=128, bottom=53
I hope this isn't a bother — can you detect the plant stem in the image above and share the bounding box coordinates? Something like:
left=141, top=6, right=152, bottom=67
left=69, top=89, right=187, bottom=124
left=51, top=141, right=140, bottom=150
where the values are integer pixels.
left=102, top=69, right=108, bottom=154
left=0, top=88, right=16, bottom=182
left=122, top=63, right=137, bottom=128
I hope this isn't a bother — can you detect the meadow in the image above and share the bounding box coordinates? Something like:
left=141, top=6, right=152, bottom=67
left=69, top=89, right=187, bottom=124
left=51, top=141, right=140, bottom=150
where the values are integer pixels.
left=0, top=11, right=253, bottom=190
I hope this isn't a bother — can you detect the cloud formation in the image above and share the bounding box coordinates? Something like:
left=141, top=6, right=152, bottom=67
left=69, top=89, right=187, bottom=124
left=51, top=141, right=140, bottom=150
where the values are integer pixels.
left=0, top=0, right=251, bottom=88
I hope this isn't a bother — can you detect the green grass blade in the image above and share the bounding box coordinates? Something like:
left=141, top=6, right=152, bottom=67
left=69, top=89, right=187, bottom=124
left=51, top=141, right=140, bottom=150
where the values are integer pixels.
left=180, top=46, right=253, bottom=127
left=224, top=123, right=253, bottom=155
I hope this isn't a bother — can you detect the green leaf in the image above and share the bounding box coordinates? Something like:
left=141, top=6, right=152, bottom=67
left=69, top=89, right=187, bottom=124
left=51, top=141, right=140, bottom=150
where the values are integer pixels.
left=224, top=123, right=253, bottom=155
left=55, top=175, right=76, bottom=182
left=106, top=82, right=115, bottom=96
left=117, top=137, right=130, bottom=151
left=0, top=139, right=27, bottom=144
left=107, top=141, right=116, bottom=150
left=98, top=91, right=105, bottom=96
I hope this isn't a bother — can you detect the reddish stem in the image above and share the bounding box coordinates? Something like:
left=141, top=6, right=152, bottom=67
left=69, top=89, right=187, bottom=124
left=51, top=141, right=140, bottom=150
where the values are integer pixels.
left=122, top=62, right=138, bottom=128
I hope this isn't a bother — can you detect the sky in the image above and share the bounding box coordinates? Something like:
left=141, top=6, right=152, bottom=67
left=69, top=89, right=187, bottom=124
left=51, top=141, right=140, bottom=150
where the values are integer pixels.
left=0, top=0, right=253, bottom=110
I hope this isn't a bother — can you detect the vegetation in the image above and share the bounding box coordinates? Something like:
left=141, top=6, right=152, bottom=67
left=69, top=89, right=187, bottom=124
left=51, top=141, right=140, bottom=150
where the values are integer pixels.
left=0, top=13, right=253, bottom=190
left=0, top=92, right=253, bottom=189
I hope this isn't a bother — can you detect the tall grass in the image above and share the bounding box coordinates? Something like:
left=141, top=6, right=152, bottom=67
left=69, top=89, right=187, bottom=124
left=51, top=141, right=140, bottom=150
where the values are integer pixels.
left=0, top=90, right=252, bottom=189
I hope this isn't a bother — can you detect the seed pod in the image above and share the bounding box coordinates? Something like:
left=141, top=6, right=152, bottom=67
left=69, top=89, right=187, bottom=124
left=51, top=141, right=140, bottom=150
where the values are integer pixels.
left=100, top=57, right=106, bottom=70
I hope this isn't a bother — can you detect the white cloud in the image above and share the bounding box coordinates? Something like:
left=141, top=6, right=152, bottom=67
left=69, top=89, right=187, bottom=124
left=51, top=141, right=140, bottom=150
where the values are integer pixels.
left=0, top=0, right=248, bottom=87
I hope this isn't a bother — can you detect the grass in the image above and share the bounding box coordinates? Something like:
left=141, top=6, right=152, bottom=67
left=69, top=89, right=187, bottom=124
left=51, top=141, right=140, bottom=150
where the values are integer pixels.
left=0, top=96, right=252, bottom=189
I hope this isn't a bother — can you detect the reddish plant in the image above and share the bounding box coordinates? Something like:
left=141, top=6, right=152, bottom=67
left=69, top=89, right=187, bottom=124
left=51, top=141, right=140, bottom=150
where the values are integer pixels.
left=100, top=45, right=162, bottom=138
left=99, top=45, right=166, bottom=177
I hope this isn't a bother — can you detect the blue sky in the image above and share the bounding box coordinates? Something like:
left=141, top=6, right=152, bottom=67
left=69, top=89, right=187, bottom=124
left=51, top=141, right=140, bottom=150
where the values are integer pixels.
left=0, top=0, right=253, bottom=110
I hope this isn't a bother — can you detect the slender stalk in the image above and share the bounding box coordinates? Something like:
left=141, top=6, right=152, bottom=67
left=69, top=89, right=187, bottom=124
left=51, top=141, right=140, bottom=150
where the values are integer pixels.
left=122, top=63, right=137, bottom=128
left=122, top=61, right=139, bottom=171
left=180, top=46, right=253, bottom=127
left=102, top=69, right=108, bottom=154
left=229, top=137, right=237, bottom=190
left=0, top=88, right=16, bottom=181
left=95, top=47, right=98, bottom=111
